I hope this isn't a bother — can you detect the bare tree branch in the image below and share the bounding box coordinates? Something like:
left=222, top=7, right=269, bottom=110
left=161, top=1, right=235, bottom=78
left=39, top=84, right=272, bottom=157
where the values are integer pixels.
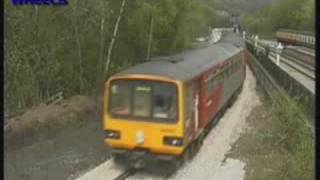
left=105, top=0, right=127, bottom=76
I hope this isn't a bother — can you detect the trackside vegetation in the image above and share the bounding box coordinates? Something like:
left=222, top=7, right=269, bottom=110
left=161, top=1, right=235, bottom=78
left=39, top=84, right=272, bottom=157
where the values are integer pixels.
left=228, top=92, right=314, bottom=180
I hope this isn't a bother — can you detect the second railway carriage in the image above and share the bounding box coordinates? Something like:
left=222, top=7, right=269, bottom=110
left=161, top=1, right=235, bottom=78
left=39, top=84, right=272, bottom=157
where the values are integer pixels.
left=103, top=33, right=247, bottom=165
left=276, top=29, right=315, bottom=48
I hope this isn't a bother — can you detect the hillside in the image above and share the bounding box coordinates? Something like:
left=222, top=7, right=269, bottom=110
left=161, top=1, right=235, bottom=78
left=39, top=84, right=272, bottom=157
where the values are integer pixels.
left=205, top=0, right=278, bottom=15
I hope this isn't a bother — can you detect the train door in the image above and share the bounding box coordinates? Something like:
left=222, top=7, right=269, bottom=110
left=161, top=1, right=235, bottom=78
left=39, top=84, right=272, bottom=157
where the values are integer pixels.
left=194, top=93, right=199, bottom=131
left=193, top=81, right=200, bottom=136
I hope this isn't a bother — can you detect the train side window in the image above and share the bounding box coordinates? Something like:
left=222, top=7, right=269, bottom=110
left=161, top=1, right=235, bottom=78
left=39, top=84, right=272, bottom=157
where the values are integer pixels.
left=206, top=75, right=213, bottom=96
left=233, top=60, right=237, bottom=73
left=235, top=59, right=239, bottom=72
left=221, top=67, right=225, bottom=80
left=205, top=80, right=210, bottom=96
left=224, top=67, right=228, bottom=78
left=209, top=78, right=213, bottom=92
left=226, top=65, right=231, bottom=78
left=219, top=72, right=224, bottom=84
left=237, top=59, right=241, bottom=69
left=213, top=72, right=220, bottom=91
left=234, top=60, right=237, bottom=73
left=212, top=75, right=218, bottom=90
left=222, top=67, right=227, bottom=81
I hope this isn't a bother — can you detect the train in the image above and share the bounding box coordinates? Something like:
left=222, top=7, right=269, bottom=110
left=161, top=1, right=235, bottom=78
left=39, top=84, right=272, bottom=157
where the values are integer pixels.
left=103, top=32, right=247, bottom=167
left=275, top=29, right=315, bottom=48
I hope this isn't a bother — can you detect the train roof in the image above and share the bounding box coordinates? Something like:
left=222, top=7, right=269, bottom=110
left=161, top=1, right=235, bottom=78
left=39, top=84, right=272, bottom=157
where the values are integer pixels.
left=115, top=32, right=245, bottom=82
left=277, top=29, right=315, bottom=36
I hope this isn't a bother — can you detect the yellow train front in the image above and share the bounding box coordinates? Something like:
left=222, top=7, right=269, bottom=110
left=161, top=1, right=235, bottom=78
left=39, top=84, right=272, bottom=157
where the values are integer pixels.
left=103, top=74, right=185, bottom=161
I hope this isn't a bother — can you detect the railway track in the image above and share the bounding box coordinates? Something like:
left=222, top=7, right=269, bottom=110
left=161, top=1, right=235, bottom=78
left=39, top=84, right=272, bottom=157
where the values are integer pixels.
left=268, top=51, right=315, bottom=80
left=113, top=167, right=139, bottom=180
left=281, top=53, right=314, bottom=72
left=112, top=165, right=176, bottom=180
left=253, top=38, right=315, bottom=81
left=105, top=156, right=176, bottom=180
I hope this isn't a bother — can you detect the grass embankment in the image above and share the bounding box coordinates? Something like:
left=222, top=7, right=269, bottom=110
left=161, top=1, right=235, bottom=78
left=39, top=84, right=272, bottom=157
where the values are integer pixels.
left=228, top=93, right=314, bottom=180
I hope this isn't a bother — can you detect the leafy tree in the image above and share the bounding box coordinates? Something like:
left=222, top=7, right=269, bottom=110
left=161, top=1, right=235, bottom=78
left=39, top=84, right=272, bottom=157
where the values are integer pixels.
left=241, top=0, right=315, bottom=36
left=4, top=0, right=225, bottom=118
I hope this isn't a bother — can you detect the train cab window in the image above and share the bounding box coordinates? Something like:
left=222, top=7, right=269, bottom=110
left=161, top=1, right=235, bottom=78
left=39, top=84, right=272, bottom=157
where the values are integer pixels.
left=152, top=83, right=177, bottom=120
left=109, top=80, right=178, bottom=123
left=133, top=85, right=152, bottom=117
left=110, top=82, right=131, bottom=116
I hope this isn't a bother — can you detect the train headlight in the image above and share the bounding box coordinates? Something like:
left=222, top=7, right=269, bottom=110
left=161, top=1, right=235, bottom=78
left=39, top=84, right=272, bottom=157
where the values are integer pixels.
left=163, top=137, right=183, bottom=147
left=105, top=130, right=121, bottom=139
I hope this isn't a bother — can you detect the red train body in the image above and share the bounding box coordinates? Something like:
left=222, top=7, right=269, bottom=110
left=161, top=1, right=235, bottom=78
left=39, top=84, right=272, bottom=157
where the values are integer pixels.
left=103, top=32, right=247, bottom=165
